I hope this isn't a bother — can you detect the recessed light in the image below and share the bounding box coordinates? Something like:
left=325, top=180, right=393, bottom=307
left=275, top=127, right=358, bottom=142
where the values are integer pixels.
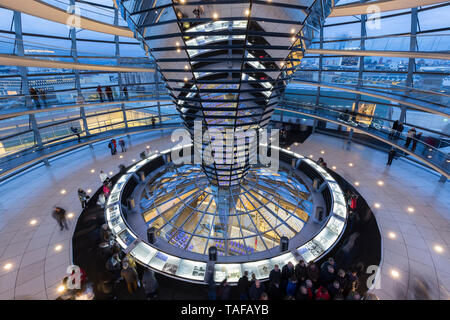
left=213, top=13, right=218, bottom=19
left=354, top=181, right=360, bottom=186
left=3, top=263, right=12, bottom=270
left=320, top=150, right=325, bottom=154
left=184, top=65, right=189, bottom=70
left=60, top=189, right=66, bottom=194
left=388, top=232, right=396, bottom=239
left=348, top=163, right=353, bottom=167
left=87, top=189, right=92, bottom=194
left=377, top=180, right=384, bottom=186
left=290, top=28, right=295, bottom=34
left=177, top=48, right=181, bottom=53
left=57, top=285, right=65, bottom=293
left=132, top=159, right=136, bottom=162
left=54, top=245, right=63, bottom=252
left=434, top=245, right=444, bottom=253
left=109, top=171, right=113, bottom=175
left=374, top=203, right=381, bottom=208
left=332, top=166, right=337, bottom=170
left=291, top=37, right=296, bottom=42
left=67, top=213, right=74, bottom=219
left=407, top=207, right=414, bottom=213
left=176, top=41, right=180, bottom=46
left=390, top=269, right=400, bottom=278
left=244, top=9, right=250, bottom=16
left=30, top=219, right=37, bottom=226
left=90, top=169, right=95, bottom=173
left=119, top=155, right=123, bottom=159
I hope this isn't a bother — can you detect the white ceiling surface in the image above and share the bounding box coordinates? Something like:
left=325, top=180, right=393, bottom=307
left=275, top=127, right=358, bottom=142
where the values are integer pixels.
left=0, top=0, right=134, bottom=37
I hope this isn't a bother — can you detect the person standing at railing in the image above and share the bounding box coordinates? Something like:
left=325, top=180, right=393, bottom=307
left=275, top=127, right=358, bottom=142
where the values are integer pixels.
left=405, top=127, right=416, bottom=149
left=97, top=85, right=105, bottom=102
left=123, top=86, right=129, bottom=100
left=395, top=122, right=404, bottom=140
left=412, top=132, right=422, bottom=152
left=71, top=126, right=81, bottom=143
left=105, top=86, right=114, bottom=102
left=29, top=87, right=41, bottom=109
left=151, top=117, right=156, bottom=127
left=119, top=139, right=127, bottom=152
left=39, top=89, right=47, bottom=108
left=389, top=120, right=399, bottom=138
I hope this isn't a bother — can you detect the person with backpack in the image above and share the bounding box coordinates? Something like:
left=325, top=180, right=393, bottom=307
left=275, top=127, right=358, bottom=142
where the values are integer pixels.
left=108, top=141, right=115, bottom=155
left=77, top=188, right=89, bottom=209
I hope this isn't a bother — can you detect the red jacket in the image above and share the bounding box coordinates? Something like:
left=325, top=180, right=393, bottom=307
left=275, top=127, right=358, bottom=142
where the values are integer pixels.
left=315, top=287, right=330, bottom=300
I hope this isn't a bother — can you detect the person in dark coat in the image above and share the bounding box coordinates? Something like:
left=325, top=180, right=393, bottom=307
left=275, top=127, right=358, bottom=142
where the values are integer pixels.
left=269, top=264, right=281, bottom=287
left=142, top=268, right=159, bottom=300
left=237, top=271, right=250, bottom=300
left=306, top=263, right=320, bottom=286
left=281, top=262, right=295, bottom=292
left=295, top=260, right=308, bottom=283
left=217, top=278, right=231, bottom=300
left=249, top=280, right=265, bottom=300
left=387, top=148, right=396, bottom=166
left=105, top=86, right=114, bottom=102
left=97, top=85, right=104, bottom=102
left=412, top=132, right=422, bottom=152
left=320, top=265, right=336, bottom=287
left=52, top=206, right=68, bottom=230
left=267, top=281, right=283, bottom=300
left=389, top=120, right=399, bottom=138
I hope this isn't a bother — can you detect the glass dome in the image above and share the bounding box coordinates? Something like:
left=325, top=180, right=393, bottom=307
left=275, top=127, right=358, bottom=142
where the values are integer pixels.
left=140, top=165, right=313, bottom=257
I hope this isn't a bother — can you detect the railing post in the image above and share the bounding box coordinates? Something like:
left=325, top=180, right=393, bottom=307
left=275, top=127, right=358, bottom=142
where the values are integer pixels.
left=13, top=11, right=31, bottom=109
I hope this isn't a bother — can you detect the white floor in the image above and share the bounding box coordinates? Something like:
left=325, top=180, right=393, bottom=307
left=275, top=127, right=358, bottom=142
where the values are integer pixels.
left=0, top=131, right=449, bottom=300
left=0, top=130, right=174, bottom=300
left=294, top=134, right=450, bottom=300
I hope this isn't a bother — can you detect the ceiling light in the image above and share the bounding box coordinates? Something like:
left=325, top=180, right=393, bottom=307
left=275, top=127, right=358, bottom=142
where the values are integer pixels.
left=119, top=155, right=123, bottom=159
left=60, top=189, right=66, bottom=194
left=407, top=207, right=414, bottom=213
left=132, top=159, right=136, bottom=162
left=213, top=13, right=218, bottom=19
left=3, top=263, right=12, bottom=270
left=109, top=171, right=113, bottom=175
left=390, top=269, right=400, bottom=279
left=57, top=285, right=66, bottom=293
left=90, top=169, right=95, bottom=173
left=354, top=181, right=360, bottom=186
left=377, top=180, right=384, bottom=186
left=291, top=37, right=296, bottom=42
left=332, top=166, right=337, bottom=170
left=374, top=203, right=381, bottom=208
left=87, top=189, right=92, bottom=194
left=54, top=245, right=63, bottom=252
left=177, top=48, right=181, bottom=53
left=309, top=154, right=313, bottom=158
left=67, top=213, right=74, bottom=219
left=184, top=65, right=189, bottom=70
left=388, top=232, right=396, bottom=239
left=146, top=146, right=150, bottom=149
left=348, top=163, right=353, bottom=167
left=434, top=245, right=444, bottom=253
left=30, top=219, right=37, bottom=226
left=290, top=28, right=295, bottom=34
left=320, top=150, right=325, bottom=154
left=244, top=9, right=250, bottom=16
